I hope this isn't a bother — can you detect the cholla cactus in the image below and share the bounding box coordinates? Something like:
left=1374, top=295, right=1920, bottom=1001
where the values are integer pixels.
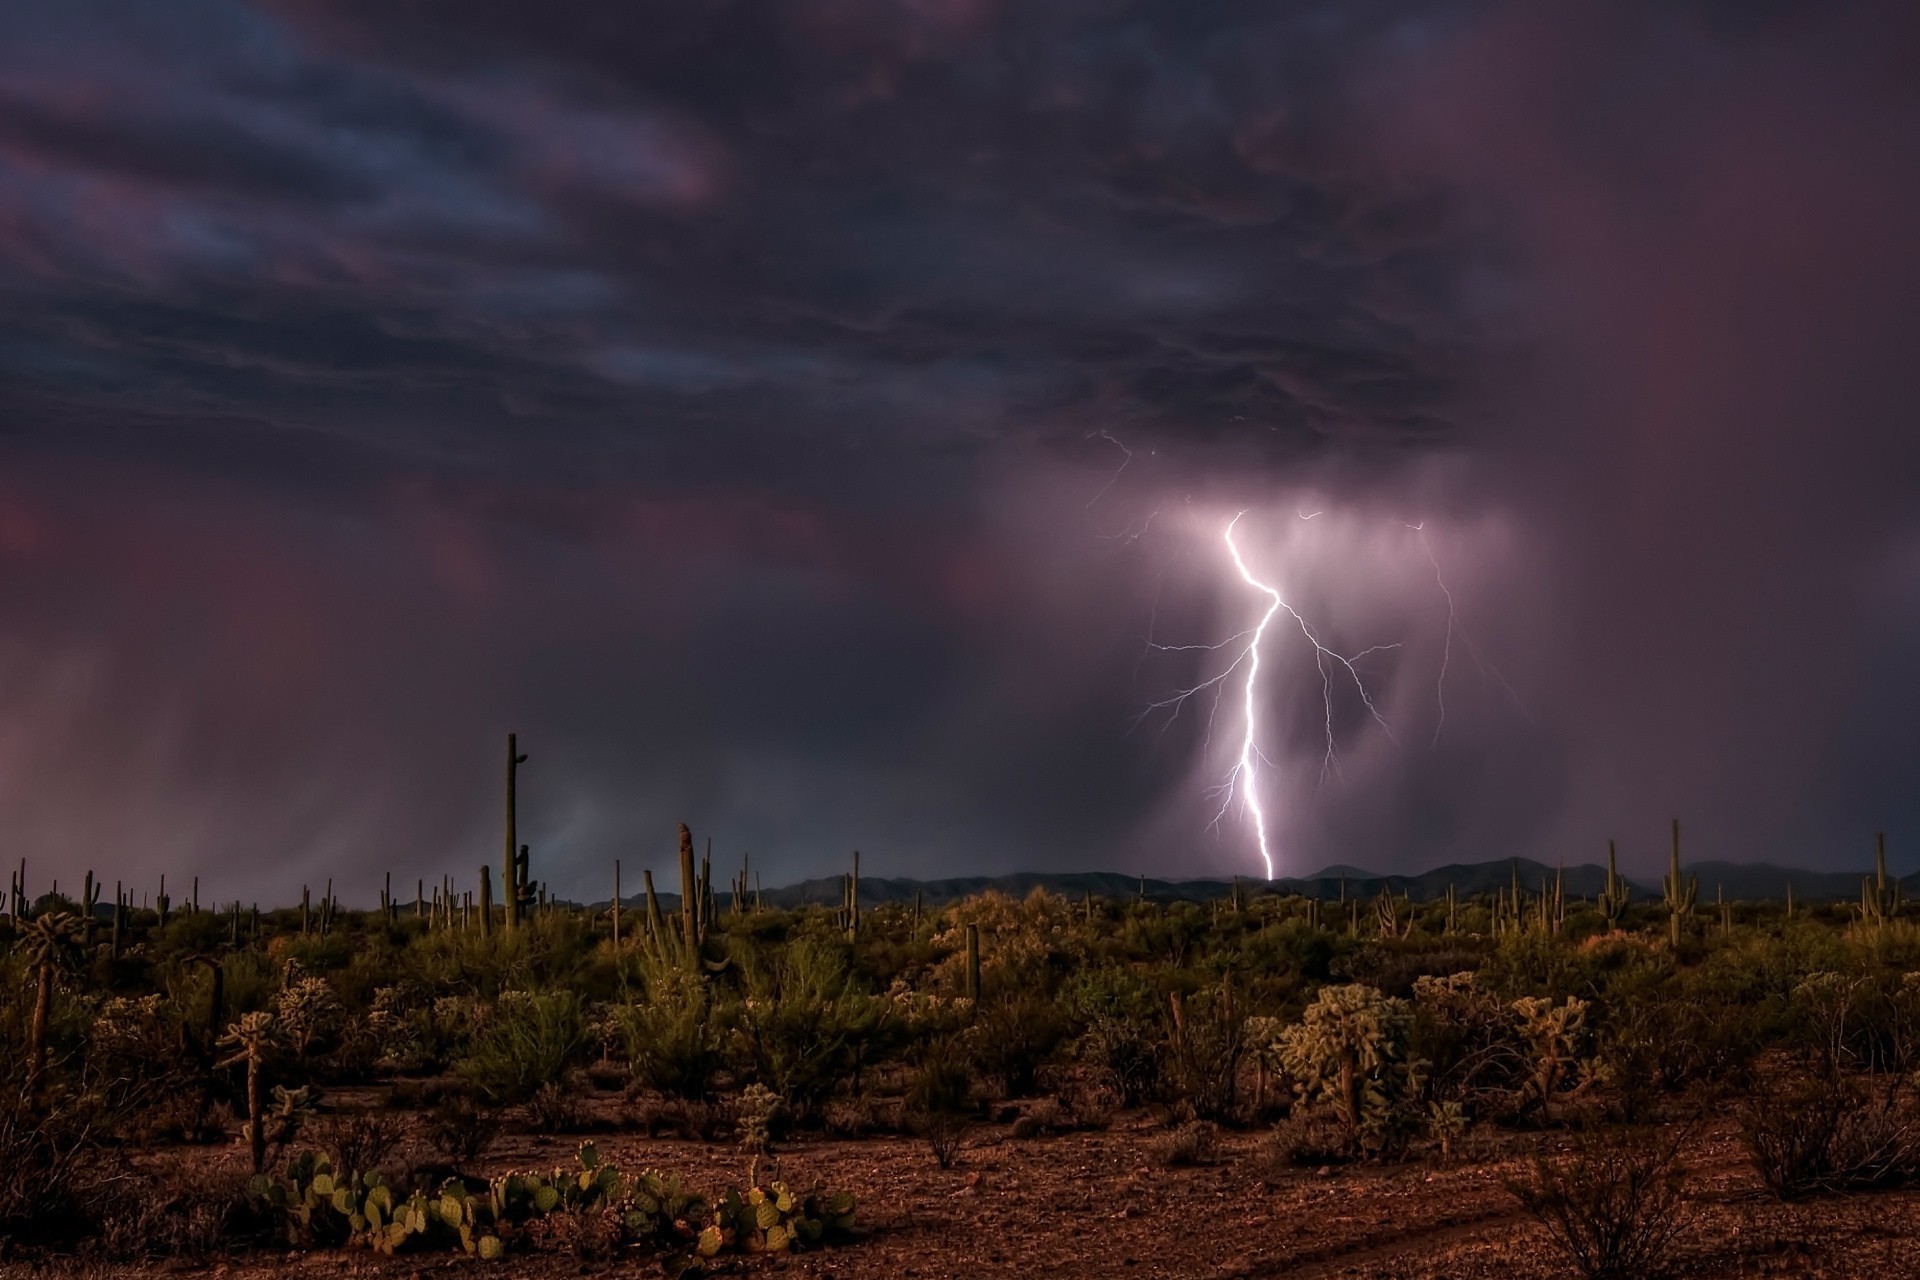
left=219, top=1011, right=281, bottom=1172
left=92, top=993, right=171, bottom=1063
left=1275, top=983, right=1421, bottom=1154
left=1511, top=995, right=1589, bottom=1124
left=276, top=974, right=345, bottom=1057
left=24, top=910, right=82, bottom=1088
left=735, top=1082, right=784, bottom=1155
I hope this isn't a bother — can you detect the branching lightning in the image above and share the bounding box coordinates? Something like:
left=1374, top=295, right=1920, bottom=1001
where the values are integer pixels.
left=1135, top=511, right=1404, bottom=880
left=1220, top=512, right=1283, bottom=879
left=1129, top=505, right=1519, bottom=881
left=1088, top=432, right=1521, bottom=879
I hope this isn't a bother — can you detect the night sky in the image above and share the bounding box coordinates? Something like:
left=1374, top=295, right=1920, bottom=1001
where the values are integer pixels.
left=4, top=1, right=1919, bottom=902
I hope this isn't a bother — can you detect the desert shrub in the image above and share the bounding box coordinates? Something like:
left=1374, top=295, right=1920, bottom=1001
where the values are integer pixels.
left=425, top=1093, right=502, bottom=1166
left=1010, top=1091, right=1114, bottom=1138
left=1163, top=975, right=1244, bottom=1122
left=456, top=989, right=589, bottom=1103
left=527, top=1080, right=588, bottom=1133
left=1332, top=944, right=1484, bottom=997
left=1741, top=1069, right=1920, bottom=1197
left=90, top=1168, right=256, bottom=1262
left=1150, top=1120, right=1220, bottom=1167
left=1596, top=992, right=1758, bottom=1121
left=1274, top=983, right=1422, bottom=1157
left=905, top=1055, right=975, bottom=1169
left=1255, top=1111, right=1352, bottom=1175
left=1063, top=966, right=1161, bottom=1106
left=310, top=1107, right=407, bottom=1176
left=731, top=937, right=882, bottom=1118
left=615, top=964, right=728, bottom=1100
left=0, top=1082, right=112, bottom=1247
left=1788, top=970, right=1920, bottom=1079
left=1410, top=972, right=1529, bottom=1119
left=968, top=990, right=1068, bottom=1098
left=1507, top=1125, right=1694, bottom=1280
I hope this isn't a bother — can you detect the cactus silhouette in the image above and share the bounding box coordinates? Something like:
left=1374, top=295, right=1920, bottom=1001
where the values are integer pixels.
left=1662, top=819, right=1697, bottom=948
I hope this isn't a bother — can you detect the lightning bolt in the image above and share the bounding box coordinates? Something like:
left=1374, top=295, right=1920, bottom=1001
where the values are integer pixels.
left=1085, top=430, right=1133, bottom=510
left=1411, top=521, right=1532, bottom=733
left=1136, top=511, right=1402, bottom=881
left=1221, top=512, right=1284, bottom=880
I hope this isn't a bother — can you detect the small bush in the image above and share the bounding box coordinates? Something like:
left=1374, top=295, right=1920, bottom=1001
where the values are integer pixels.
left=616, top=965, right=727, bottom=1100
left=1065, top=967, right=1162, bottom=1106
left=1741, top=1071, right=1920, bottom=1197
left=311, top=1108, right=406, bottom=1177
left=968, top=992, right=1067, bottom=1098
left=527, top=1080, right=587, bottom=1133
left=1164, top=977, right=1243, bottom=1122
left=1507, top=1126, right=1694, bottom=1280
left=1150, top=1120, right=1220, bottom=1168
left=90, top=1169, right=255, bottom=1262
left=425, top=1093, right=502, bottom=1166
left=1255, top=1112, right=1351, bottom=1176
left=457, top=989, right=589, bottom=1103
left=906, top=1057, right=975, bottom=1169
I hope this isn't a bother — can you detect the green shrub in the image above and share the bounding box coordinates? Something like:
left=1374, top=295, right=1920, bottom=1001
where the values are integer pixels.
left=731, top=938, right=882, bottom=1118
left=1163, top=975, right=1243, bottom=1122
left=456, top=989, right=589, bottom=1103
left=1064, top=966, right=1161, bottom=1106
left=616, top=963, right=728, bottom=1100
left=905, top=1055, right=975, bottom=1169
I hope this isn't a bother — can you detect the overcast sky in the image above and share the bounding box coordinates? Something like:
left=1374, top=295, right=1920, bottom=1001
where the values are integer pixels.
left=2, top=0, right=1918, bottom=902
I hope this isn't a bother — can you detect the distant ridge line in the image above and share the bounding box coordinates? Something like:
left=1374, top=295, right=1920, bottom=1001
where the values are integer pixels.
left=594, top=857, right=1889, bottom=910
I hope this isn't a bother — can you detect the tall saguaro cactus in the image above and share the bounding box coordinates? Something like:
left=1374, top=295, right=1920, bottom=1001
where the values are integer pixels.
left=479, top=864, right=494, bottom=937
left=1663, top=818, right=1697, bottom=948
left=678, top=823, right=699, bottom=961
left=1861, top=831, right=1900, bottom=930
left=504, top=733, right=529, bottom=930
left=1597, top=840, right=1630, bottom=931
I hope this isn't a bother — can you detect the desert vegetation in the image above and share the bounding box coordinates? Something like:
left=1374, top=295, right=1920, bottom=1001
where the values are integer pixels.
left=7, top=804, right=1920, bottom=1276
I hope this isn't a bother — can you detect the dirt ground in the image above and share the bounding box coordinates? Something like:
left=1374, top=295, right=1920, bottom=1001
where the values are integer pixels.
left=18, top=1104, right=1920, bottom=1279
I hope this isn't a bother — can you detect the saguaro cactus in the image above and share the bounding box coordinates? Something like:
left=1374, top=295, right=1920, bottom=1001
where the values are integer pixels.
left=845, top=850, right=861, bottom=942
left=1861, top=831, right=1900, bottom=930
left=678, top=823, right=698, bottom=958
left=1663, top=818, right=1697, bottom=948
left=1597, top=840, right=1630, bottom=931
left=81, top=871, right=100, bottom=945
left=479, top=864, right=494, bottom=937
left=504, top=733, right=529, bottom=930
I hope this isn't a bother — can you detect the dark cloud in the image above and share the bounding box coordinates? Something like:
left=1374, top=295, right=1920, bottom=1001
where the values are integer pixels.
left=0, top=0, right=1916, bottom=900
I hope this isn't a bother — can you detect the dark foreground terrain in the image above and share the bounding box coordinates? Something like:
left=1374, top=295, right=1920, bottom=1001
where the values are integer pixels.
left=11, top=842, right=1920, bottom=1278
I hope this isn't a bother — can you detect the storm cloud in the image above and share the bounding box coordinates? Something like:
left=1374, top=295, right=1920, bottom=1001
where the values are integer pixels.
left=0, top=0, right=1916, bottom=901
